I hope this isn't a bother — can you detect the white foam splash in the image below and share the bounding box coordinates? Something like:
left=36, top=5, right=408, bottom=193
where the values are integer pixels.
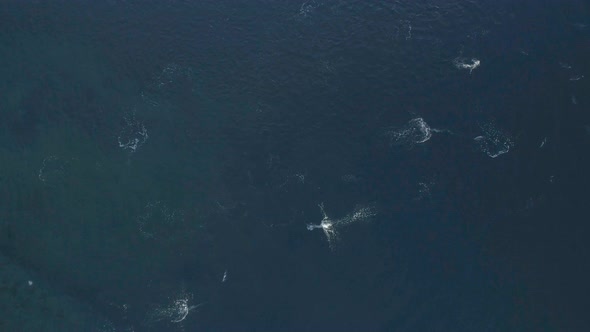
left=454, top=57, right=481, bottom=74
left=118, top=110, right=148, bottom=154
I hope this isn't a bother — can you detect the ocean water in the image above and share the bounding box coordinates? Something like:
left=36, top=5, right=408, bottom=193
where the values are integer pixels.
left=1, top=1, right=589, bottom=331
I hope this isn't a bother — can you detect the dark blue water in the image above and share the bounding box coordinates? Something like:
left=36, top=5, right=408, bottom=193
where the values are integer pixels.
left=1, top=1, right=589, bottom=331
